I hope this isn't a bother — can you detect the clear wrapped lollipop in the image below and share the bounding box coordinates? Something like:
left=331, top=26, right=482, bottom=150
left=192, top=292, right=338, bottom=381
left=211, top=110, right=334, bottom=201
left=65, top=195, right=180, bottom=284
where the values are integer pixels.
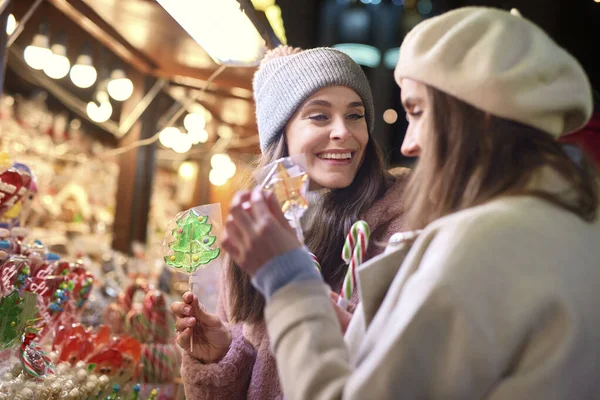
left=162, top=203, right=222, bottom=351
left=255, top=154, right=309, bottom=242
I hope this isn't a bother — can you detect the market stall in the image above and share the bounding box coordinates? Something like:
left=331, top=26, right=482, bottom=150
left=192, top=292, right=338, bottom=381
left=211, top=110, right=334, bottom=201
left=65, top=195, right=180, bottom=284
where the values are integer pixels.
left=0, top=0, right=284, bottom=398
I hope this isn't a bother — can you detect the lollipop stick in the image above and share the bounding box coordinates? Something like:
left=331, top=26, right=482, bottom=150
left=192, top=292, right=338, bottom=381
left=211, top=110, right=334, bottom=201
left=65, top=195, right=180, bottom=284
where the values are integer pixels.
left=189, top=279, right=195, bottom=353
left=189, top=223, right=194, bottom=353
left=291, top=209, right=304, bottom=243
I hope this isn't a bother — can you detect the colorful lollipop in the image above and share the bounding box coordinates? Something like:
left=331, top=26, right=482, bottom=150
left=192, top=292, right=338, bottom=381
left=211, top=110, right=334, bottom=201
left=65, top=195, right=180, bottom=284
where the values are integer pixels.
left=163, top=203, right=222, bottom=351
left=256, top=155, right=309, bottom=242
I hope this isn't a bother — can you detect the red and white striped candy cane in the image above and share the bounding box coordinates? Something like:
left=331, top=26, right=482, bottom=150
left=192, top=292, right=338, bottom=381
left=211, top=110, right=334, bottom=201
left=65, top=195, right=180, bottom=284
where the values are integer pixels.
left=339, top=221, right=370, bottom=305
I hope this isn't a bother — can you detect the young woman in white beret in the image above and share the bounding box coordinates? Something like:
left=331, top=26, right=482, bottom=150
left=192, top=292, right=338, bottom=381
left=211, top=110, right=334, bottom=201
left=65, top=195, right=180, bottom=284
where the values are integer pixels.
left=222, top=7, right=600, bottom=400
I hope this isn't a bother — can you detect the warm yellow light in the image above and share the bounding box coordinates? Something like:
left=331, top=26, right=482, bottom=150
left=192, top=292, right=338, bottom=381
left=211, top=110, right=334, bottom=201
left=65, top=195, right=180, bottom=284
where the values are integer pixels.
left=265, top=5, right=287, bottom=44
left=107, top=70, right=134, bottom=101
left=211, top=153, right=231, bottom=169
left=188, top=129, right=208, bottom=145
left=178, top=162, right=197, bottom=179
left=184, top=112, right=206, bottom=132
left=157, top=0, right=267, bottom=66
left=70, top=53, right=97, bottom=88
left=209, top=169, right=229, bottom=187
left=222, top=160, right=236, bottom=179
left=159, top=127, right=180, bottom=148
left=86, top=100, right=112, bottom=123
left=44, top=52, right=71, bottom=80
left=6, top=14, right=17, bottom=35
left=24, top=44, right=52, bottom=70
left=251, top=0, right=275, bottom=9
left=383, top=109, right=398, bottom=124
left=172, top=133, right=193, bottom=154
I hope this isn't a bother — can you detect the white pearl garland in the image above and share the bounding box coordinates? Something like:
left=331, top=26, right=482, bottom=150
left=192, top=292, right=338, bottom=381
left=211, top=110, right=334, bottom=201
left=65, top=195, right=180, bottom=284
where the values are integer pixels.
left=0, top=360, right=108, bottom=399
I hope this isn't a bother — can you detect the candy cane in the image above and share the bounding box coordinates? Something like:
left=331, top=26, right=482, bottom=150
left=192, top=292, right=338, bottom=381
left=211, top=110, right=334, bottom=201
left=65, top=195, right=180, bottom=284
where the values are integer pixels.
left=339, top=221, right=370, bottom=302
left=309, top=252, right=321, bottom=272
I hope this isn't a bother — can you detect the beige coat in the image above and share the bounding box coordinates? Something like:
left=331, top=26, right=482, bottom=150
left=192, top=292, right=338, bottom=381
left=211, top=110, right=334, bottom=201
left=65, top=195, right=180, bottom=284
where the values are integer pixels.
left=265, top=171, right=600, bottom=400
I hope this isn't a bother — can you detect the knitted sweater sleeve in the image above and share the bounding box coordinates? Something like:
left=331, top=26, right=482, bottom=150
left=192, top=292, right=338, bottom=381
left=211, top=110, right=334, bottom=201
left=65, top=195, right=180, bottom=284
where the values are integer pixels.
left=181, top=324, right=257, bottom=400
left=180, top=261, right=257, bottom=399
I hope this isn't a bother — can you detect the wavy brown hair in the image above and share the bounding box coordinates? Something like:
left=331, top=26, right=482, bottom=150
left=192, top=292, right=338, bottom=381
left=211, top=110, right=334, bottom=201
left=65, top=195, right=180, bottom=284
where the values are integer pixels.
left=402, top=86, right=599, bottom=230
left=226, top=132, right=387, bottom=323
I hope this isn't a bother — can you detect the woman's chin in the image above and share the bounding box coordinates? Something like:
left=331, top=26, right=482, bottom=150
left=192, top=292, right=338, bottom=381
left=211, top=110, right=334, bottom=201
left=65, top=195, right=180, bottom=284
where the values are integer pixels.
left=310, top=174, right=354, bottom=190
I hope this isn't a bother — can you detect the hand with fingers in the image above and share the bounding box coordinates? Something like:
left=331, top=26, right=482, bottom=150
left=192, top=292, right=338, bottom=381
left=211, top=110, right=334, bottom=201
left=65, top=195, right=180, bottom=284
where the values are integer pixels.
left=329, top=292, right=356, bottom=334
left=170, top=291, right=231, bottom=363
left=222, top=188, right=302, bottom=276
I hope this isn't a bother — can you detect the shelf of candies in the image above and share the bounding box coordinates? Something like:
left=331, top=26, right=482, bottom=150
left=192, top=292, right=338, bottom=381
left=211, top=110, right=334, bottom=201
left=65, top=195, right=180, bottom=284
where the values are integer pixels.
left=0, top=226, right=182, bottom=399
left=0, top=94, right=119, bottom=246
left=0, top=165, right=181, bottom=398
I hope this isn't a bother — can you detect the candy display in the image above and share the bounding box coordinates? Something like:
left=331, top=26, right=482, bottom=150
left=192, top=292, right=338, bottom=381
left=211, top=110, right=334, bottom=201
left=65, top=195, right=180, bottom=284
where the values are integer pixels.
left=0, top=159, right=183, bottom=398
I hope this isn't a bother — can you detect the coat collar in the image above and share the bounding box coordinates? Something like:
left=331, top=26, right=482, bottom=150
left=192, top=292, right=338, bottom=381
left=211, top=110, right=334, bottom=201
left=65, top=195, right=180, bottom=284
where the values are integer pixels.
left=356, top=230, right=422, bottom=326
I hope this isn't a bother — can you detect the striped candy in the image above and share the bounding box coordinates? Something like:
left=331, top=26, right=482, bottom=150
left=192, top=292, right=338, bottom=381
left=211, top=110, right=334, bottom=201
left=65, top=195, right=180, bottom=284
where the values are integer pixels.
left=340, top=221, right=371, bottom=301
left=309, top=252, right=321, bottom=272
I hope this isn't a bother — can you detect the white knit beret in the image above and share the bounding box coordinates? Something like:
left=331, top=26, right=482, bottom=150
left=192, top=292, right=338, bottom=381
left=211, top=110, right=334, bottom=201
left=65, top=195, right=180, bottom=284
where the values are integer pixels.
left=254, top=47, right=374, bottom=152
left=395, top=7, right=593, bottom=137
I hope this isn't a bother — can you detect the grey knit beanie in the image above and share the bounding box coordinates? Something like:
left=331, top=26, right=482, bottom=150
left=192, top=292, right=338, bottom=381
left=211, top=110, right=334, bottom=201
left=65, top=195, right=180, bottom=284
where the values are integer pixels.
left=253, top=47, right=375, bottom=152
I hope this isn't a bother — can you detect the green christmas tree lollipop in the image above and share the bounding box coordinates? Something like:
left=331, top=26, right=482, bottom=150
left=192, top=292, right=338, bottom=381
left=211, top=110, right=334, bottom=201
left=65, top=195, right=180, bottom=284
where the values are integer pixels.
left=164, top=210, right=221, bottom=274
left=0, top=291, right=37, bottom=349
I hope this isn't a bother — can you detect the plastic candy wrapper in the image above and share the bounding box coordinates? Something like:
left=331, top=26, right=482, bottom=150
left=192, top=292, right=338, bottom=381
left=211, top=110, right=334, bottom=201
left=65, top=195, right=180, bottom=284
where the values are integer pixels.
left=163, top=204, right=222, bottom=351
left=254, top=154, right=310, bottom=242
left=162, top=204, right=222, bottom=276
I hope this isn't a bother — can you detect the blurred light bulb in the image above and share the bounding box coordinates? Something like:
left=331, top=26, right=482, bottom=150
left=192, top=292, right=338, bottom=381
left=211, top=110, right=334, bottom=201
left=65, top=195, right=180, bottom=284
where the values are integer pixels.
left=210, top=153, right=231, bottom=169
left=86, top=100, right=112, bottom=123
left=70, top=52, right=97, bottom=88
left=24, top=34, right=51, bottom=70
left=178, top=161, right=196, bottom=179
left=222, top=160, right=237, bottom=179
left=172, top=133, right=192, bottom=154
left=159, top=127, right=180, bottom=149
left=107, top=69, right=134, bottom=101
left=209, top=169, right=228, bottom=187
left=383, top=109, right=398, bottom=124
left=184, top=112, right=206, bottom=132
left=188, top=129, right=208, bottom=145
left=6, top=14, right=16, bottom=35
left=44, top=44, right=70, bottom=79
left=217, top=125, right=233, bottom=139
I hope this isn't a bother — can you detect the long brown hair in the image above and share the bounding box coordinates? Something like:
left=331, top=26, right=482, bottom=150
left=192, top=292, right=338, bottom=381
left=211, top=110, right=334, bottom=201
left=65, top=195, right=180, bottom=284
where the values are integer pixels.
left=403, top=86, right=599, bottom=230
left=226, top=132, right=388, bottom=323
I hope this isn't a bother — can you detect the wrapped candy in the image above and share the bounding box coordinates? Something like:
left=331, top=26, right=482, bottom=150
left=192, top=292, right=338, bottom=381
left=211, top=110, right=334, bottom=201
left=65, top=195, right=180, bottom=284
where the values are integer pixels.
left=255, top=155, right=309, bottom=242
left=163, top=204, right=222, bottom=351
left=255, top=155, right=323, bottom=270
left=0, top=291, right=37, bottom=350
left=163, top=205, right=222, bottom=275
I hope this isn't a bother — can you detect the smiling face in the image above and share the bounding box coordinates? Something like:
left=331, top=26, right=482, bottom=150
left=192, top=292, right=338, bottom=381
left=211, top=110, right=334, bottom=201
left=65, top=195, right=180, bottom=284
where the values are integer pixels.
left=400, top=78, right=430, bottom=158
left=285, top=86, right=369, bottom=189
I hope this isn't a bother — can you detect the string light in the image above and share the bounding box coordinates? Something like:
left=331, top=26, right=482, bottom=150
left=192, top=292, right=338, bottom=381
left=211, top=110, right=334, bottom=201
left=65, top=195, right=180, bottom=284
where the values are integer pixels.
left=43, top=35, right=70, bottom=80
left=209, top=169, right=228, bottom=186
left=107, top=69, right=134, bottom=101
left=178, top=161, right=197, bottom=179
left=24, top=24, right=51, bottom=70
left=188, top=129, right=208, bottom=145
left=172, top=132, right=193, bottom=154
left=183, top=112, right=206, bottom=131
left=86, top=90, right=112, bottom=123
left=70, top=46, right=97, bottom=89
left=6, top=14, right=16, bottom=35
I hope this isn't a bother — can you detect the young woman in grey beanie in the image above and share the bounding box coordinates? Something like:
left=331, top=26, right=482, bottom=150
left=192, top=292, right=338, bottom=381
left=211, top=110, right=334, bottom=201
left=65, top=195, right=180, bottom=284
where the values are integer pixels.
left=222, top=7, right=600, bottom=400
left=171, top=46, right=411, bottom=399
